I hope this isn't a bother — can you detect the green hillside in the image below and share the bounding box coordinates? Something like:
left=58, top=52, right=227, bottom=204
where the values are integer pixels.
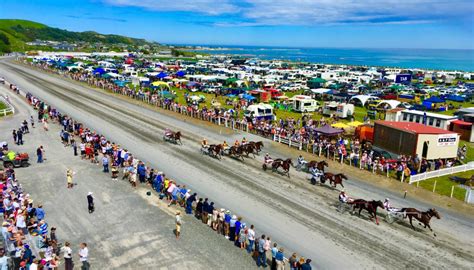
left=0, top=19, right=155, bottom=53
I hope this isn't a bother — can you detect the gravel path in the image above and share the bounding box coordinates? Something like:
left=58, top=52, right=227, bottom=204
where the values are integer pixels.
left=1, top=60, right=473, bottom=269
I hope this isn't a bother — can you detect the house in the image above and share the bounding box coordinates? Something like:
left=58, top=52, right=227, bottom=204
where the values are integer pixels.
left=385, top=109, right=457, bottom=130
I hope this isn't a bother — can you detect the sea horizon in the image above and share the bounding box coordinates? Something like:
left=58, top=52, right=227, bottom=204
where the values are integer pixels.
left=178, top=44, right=474, bottom=72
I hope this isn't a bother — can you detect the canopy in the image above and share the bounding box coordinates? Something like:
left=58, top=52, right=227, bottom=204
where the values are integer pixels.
left=157, top=72, right=169, bottom=79
left=309, top=78, right=327, bottom=83
left=350, top=95, right=380, bottom=106
left=377, top=100, right=401, bottom=110
left=92, top=67, right=105, bottom=75
left=151, top=81, right=170, bottom=88
left=242, top=94, right=256, bottom=100
left=348, top=121, right=364, bottom=127
left=331, top=122, right=350, bottom=128
left=176, top=70, right=186, bottom=77
left=314, top=125, right=344, bottom=136
left=424, top=96, right=444, bottom=103
left=310, top=88, right=331, bottom=94
left=451, top=120, right=472, bottom=126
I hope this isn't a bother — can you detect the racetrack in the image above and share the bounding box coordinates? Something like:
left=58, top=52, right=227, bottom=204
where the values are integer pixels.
left=1, top=59, right=473, bottom=269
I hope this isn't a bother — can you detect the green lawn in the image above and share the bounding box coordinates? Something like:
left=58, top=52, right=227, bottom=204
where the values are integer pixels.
left=460, top=140, right=474, bottom=162
left=416, top=171, right=471, bottom=201
left=0, top=101, right=7, bottom=110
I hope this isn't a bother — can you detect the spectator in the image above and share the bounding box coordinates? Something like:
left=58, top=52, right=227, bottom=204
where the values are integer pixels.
left=78, top=243, right=90, bottom=270
left=36, top=146, right=44, bottom=163
left=0, top=249, right=8, bottom=270
left=301, top=259, right=312, bottom=270
left=87, top=192, right=94, bottom=214
left=61, top=241, right=73, bottom=270
left=276, top=248, right=285, bottom=270
left=247, top=224, right=255, bottom=254
left=271, top=243, right=278, bottom=270
left=257, top=234, right=267, bottom=267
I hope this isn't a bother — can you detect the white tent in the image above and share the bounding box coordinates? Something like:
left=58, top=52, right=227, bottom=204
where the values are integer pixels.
left=310, top=88, right=331, bottom=94
left=377, top=100, right=401, bottom=109
left=350, top=95, right=380, bottom=106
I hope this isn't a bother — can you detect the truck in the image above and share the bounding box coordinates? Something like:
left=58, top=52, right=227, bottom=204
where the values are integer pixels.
left=290, top=95, right=319, bottom=113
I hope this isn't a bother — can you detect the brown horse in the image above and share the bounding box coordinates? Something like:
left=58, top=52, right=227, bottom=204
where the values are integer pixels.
left=240, top=144, right=256, bottom=158
left=272, top=158, right=293, bottom=178
left=163, top=130, right=182, bottom=144
left=330, top=173, right=347, bottom=188
left=207, top=144, right=223, bottom=159
left=228, top=145, right=244, bottom=160
left=400, top=208, right=441, bottom=236
left=307, top=160, right=328, bottom=171
left=348, top=199, right=384, bottom=225
left=248, top=141, right=264, bottom=153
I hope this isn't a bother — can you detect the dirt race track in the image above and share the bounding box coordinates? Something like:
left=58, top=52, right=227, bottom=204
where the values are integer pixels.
left=1, top=59, right=473, bottom=269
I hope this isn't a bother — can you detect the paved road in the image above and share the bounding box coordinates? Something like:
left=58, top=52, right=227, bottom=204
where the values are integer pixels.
left=1, top=60, right=473, bottom=269
left=0, top=84, right=258, bottom=270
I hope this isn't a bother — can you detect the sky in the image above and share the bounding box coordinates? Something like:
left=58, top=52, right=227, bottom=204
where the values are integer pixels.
left=0, top=0, right=473, bottom=49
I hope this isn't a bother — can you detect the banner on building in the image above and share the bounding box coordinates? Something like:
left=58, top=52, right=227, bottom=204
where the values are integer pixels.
left=395, top=74, right=412, bottom=84
left=437, top=134, right=457, bottom=146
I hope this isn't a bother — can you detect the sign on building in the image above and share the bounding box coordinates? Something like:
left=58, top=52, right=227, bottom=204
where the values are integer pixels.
left=395, top=74, right=412, bottom=84
left=437, top=134, right=457, bottom=146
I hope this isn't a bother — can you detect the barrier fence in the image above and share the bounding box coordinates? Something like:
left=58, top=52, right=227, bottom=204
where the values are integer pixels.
left=0, top=95, right=15, bottom=116
left=409, top=162, right=474, bottom=184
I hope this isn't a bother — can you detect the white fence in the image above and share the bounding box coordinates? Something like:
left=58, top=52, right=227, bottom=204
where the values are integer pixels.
left=409, top=162, right=474, bottom=184
left=0, top=96, right=14, bottom=116
left=273, top=134, right=304, bottom=150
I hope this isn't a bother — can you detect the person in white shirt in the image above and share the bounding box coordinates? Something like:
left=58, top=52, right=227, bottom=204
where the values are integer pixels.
left=61, top=241, right=73, bottom=270
left=78, top=243, right=90, bottom=270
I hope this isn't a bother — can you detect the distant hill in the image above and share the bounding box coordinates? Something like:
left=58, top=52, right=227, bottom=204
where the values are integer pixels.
left=0, top=19, right=156, bottom=53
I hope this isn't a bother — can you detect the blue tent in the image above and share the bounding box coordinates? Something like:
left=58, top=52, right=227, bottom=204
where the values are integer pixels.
left=157, top=72, right=169, bottom=79
left=93, top=68, right=105, bottom=75
left=242, top=94, right=256, bottom=101
left=424, top=96, right=444, bottom=103
left=176, top=70, right=186, bottom=77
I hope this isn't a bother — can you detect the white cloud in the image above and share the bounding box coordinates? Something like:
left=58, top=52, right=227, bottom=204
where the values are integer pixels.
left=102, top=0, right=474, bottom=26
left=103, top=0, right=240, bottom=15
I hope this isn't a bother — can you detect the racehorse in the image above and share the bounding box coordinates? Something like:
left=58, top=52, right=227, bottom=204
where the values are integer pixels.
left=323, top=172, right=348, bottom=188
left=207, top=144, right=223, bottom=159
left=271, top=158, right=293, bottom=178
left=248, top=141, right=264, bottom=153
left=399, top=208, right=441, bottom=236
left=348, top=199, right=384, bottom=225
left=228, top=145, right=244, bottom=160
left=163, top=130, right=182, bottom=145
left=307, top=160, right=329, bottom=172
left=240, top=144, right=256, bottom=158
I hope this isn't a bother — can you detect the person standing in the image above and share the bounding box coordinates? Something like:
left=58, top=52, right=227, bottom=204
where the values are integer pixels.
left=12, top=129, right=17, bottom=144
left=71, top=139, right=78, bottom=156
left=61, top=242, right=73, bottom=270
left=17, top=129, right=23, bottom=145
left=102, top=155, right=109, bottom=173
left=257, top=234, right=268, bottom=267
left=247, top=224, right=255, bottom=254
left=36, top=146, right=44, bottom=163
left=271, top=243, right=278, bottom=270
left=276, top=248, right=285, bottom=270
left=78, top=243, right=89, bottom=270
left=175, top=211, right=182, bottom=239
left=0, top=249, right=8, bottom=270
left=67, top=169, right=74, bottom=189
left=87, top=192, right=94, bottom=214
left=30, top=116, right=35, bottom=128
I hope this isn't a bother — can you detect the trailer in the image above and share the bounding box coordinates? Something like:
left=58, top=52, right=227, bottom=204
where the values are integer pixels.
left=323, top=102, right=355, bottom=119
left=290, top=95, right=319, bottom=113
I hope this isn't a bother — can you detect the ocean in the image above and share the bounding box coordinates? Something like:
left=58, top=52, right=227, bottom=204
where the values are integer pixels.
left=191, top=46, right=474, bottom=72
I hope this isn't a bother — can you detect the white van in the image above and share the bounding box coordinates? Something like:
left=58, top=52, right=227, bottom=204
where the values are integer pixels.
left=291, top=95, right=319, bottom=113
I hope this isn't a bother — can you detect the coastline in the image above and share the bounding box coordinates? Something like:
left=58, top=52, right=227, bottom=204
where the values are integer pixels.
left=185, top=45, right=474, bottom=72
